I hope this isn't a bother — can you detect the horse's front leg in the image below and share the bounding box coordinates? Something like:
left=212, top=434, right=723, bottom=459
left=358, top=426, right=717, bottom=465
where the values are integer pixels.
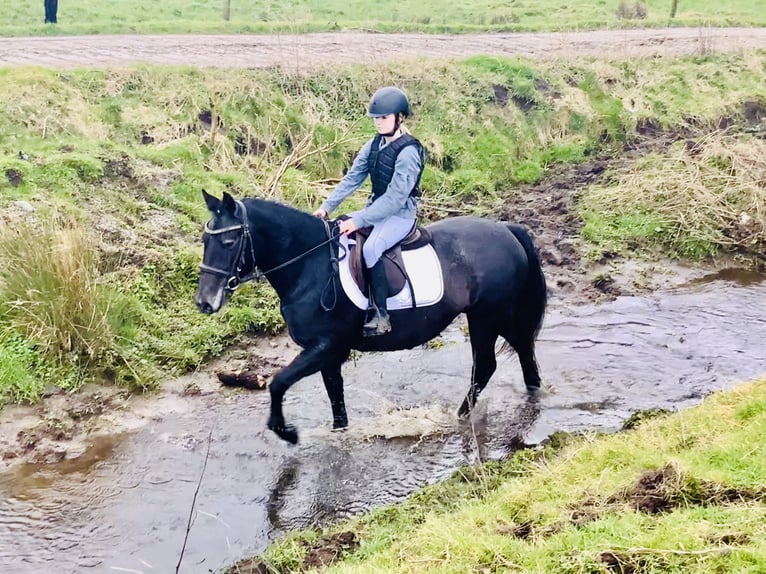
left=268, top=345, right=329, bottom=444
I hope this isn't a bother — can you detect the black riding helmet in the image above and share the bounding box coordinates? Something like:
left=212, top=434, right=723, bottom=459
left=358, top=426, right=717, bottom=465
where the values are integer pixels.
left=367, top=86, right=412, bottom=118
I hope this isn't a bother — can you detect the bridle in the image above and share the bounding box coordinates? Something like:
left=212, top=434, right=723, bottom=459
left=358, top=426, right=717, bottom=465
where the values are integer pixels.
left=199, top=200, right=344, bottom=309
left=200, top=200, right=259, bottom=292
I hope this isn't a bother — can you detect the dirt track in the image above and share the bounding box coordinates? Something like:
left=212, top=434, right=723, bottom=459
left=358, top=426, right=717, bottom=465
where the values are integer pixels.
left=1, top=27, right=765, bottom=69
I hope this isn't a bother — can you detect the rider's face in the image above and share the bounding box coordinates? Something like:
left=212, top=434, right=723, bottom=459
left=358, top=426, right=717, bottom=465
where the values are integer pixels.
left=373, top=114, right=396, bottom=134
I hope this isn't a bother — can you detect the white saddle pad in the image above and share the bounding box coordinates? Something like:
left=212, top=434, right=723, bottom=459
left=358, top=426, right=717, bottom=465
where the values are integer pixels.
left=338, top=234, right=444, bottom=311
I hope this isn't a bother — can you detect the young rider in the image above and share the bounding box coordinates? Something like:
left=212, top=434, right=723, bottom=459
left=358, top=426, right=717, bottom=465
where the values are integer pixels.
left=313, top=86, right=425, bottom=337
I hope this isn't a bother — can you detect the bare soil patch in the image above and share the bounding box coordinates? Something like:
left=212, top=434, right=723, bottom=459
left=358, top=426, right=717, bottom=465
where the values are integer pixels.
left=495, top=463, right=766, bottom=545
left=224, top=531, right=358, bottom=574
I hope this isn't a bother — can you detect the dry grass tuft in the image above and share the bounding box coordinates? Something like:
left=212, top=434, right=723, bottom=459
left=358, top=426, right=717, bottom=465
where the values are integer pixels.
left=586, top=132, right=766, bottom=258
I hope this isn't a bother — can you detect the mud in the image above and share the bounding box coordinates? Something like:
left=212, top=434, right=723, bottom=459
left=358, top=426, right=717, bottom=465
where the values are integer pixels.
left=302, top=531, right=358, bottom=570
left=0, top=388, right=128, bottom=467
left=2, top=28, right=766, bottom=70
left=229, top=531, right=356, bottom=574
left=0, top=339, right=292, bottom=471
left=498, top=462, right=766, bottom=545
left=611, top=464, right=766, bottom=514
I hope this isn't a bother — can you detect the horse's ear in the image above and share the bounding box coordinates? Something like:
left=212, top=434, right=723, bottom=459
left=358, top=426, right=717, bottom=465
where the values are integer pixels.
left=221, top=192, right=237, bottom=215
left=202, top=189, right=220, bottom=213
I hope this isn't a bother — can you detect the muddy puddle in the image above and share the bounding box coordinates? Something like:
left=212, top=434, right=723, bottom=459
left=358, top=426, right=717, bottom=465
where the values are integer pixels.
left=1, top=269, right=764, bottom=573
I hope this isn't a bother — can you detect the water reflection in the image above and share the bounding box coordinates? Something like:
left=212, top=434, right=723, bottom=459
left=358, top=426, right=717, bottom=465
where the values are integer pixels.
left=683, top=267, right=766, bottom=287
left=266, top=457, right=300, bottom=532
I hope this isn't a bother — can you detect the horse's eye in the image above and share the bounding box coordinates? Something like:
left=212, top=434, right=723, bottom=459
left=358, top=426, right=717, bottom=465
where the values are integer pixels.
left=222, top=238, right=237, bottom=248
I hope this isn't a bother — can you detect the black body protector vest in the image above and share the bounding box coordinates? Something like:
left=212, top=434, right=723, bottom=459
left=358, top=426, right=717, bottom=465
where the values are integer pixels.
left=368, top=133, right=425, bottom=202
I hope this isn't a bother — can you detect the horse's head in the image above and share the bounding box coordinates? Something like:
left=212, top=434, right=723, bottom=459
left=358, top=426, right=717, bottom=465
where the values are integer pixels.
left=194, top=190, right=255, bottom=314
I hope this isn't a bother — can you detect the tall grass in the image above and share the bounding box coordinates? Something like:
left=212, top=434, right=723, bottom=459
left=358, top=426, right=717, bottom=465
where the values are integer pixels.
left=0, top=211, right=128, bottom=402
left=0, top=212, right=113, bottom=360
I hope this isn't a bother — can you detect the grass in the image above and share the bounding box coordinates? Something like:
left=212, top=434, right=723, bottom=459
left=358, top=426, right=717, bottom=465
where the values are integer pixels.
left=1, top=52, right=765, bottom=405
left=0, top=212, right=113, bottom=401
left=580, top=132, right=766, bottom=260
left=230, top=377, right=766, bottom=573
left=2, top=0, right=765, bottom=36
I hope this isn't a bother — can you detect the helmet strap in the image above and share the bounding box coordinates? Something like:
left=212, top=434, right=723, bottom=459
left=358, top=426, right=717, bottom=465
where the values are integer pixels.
left=380, top=114, right=403, bottom=138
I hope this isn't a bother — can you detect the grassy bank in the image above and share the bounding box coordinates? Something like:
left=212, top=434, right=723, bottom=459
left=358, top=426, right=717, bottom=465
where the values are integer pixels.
left=228, top=377, right=766, bottom=573
left=1, top=52, right=765, bottom=405
left=3, top=0, right=765, bottom=36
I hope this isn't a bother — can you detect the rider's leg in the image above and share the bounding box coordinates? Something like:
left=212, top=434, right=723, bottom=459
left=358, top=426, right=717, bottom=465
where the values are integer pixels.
left=361, top=216, right=415, bottom=337
left=363, top=258, right=391, bottom=336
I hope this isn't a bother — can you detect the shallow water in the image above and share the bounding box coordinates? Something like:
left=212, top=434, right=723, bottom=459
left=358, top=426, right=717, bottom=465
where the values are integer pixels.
left=1, top=270, right=765, bottom=573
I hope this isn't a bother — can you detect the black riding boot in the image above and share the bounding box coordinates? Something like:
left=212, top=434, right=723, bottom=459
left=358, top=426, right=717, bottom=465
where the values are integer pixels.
left=363, top=260, right=391, bottom=337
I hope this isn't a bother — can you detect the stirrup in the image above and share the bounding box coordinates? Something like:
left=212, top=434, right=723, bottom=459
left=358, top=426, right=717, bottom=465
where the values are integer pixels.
left=363, top=313, right=391, bottom=337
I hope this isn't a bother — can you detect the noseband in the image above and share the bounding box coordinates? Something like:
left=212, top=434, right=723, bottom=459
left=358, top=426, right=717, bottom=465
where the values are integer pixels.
left=200, top=200, right=258, bottom=292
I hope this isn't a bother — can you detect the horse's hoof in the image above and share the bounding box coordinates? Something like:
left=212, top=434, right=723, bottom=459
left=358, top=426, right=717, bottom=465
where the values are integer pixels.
left=332, top=418, right=348, bottom=430
left=279, top=425, right=299, bottom=444
left=525, top=383, right=543, bottom=396
left=456, top=402, right=471, bottom=418
left=269, top=423, right=299, bottom=444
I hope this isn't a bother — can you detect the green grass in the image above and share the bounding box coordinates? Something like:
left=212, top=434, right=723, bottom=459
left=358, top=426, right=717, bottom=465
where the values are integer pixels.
left=0, top=330, right=49, bottom=405
left=235, top=378, right=766, bottom=573
left=2, top=0, right=765, bottom=36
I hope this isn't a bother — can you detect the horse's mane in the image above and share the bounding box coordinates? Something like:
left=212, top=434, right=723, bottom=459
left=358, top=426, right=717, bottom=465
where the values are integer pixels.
left=241, top=196, right=326, bottom=249
left=245, top=196, right=321, bottom=226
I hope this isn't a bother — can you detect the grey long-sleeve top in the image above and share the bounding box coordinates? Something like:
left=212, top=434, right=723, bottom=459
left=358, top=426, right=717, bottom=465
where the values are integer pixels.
left=319, top=137, right=421, bottom=228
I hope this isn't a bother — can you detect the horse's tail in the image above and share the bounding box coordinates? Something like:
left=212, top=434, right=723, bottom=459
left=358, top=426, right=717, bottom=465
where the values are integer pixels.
left=507, top=223, right=547, bottom=339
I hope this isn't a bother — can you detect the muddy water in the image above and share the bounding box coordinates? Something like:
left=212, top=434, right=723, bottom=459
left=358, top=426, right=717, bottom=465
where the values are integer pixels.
left=1, top=270, right=765, bottom=574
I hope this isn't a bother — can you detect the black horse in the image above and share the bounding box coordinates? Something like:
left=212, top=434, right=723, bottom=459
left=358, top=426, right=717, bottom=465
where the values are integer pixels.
left=195, top=191, right=547, bottom=444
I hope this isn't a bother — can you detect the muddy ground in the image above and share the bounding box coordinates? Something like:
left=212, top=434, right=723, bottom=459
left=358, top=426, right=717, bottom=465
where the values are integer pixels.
left=1, top=28, right=766, bottom=69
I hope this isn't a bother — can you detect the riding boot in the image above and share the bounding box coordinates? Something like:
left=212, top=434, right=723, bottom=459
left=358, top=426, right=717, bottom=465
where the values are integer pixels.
left=362, top=260, right=391, bottom=337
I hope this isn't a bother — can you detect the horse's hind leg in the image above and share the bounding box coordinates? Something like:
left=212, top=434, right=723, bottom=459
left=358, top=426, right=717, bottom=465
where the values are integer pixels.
left=321, top=349, right=350, bottom=430
left=458, top=312, right=499, bottom=417
left=500, top=324, right=541, bottom=391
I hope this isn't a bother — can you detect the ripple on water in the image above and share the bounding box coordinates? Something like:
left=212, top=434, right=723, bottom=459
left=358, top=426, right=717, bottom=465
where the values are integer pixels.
left=0, top=435, right=127, bottom=571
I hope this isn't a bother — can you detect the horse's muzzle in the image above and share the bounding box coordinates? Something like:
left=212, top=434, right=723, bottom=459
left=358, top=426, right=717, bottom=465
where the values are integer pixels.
left=194, top=288, right=224, bottom=315
left=196, top=300, right=216, bottom=315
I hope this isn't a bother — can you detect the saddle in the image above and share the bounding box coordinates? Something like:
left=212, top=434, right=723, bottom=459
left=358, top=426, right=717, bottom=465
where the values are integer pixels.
left=346, top=224, right=432, bottom=298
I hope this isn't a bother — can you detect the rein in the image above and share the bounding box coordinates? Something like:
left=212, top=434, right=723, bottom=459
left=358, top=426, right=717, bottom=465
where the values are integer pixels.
left=200, top=201, right=345, bottom=310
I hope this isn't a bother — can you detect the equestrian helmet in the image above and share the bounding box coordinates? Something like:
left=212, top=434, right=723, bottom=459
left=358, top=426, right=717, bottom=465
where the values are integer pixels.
left=367, top=86, right=412, bottom=118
